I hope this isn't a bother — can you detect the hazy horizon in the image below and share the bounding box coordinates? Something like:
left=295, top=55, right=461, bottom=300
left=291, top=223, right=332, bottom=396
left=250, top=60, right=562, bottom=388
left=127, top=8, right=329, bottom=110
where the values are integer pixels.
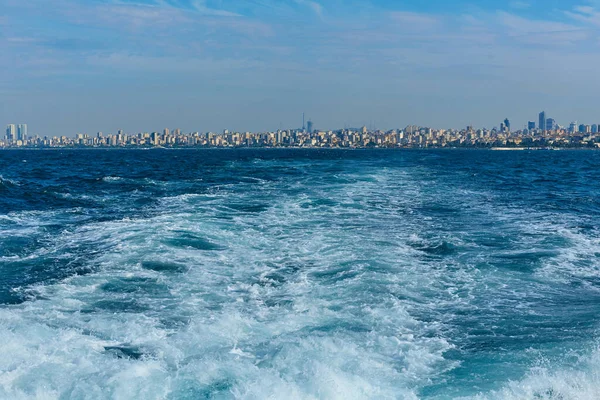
left=2, top=0, right=600, bottom=136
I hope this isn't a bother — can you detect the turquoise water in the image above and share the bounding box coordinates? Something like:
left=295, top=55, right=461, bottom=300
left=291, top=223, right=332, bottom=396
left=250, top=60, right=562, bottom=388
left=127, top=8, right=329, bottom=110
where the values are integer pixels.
left=1, top=149, right=600, bottom=399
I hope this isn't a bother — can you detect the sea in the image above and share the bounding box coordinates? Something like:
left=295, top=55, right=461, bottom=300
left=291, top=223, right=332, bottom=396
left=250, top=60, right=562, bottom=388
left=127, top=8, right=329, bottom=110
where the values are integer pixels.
left=1, top=148, right=599, bottom=400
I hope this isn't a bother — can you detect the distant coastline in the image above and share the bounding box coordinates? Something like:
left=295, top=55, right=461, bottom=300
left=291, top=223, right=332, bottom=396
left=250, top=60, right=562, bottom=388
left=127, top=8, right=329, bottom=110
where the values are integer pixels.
left=0, top=146, right=596, bottom=151
left=4, top=124, right=600, bottom=150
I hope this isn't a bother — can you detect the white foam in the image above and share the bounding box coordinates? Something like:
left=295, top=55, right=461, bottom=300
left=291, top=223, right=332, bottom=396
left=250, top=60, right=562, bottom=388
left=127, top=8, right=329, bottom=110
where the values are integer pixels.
left=102, top=176, right=123, bottom=182
left=1, top=160, right=599, bottom=399
left=0, top=175, right=20, bottom=186
left=467, top=346, right=600, bottom=400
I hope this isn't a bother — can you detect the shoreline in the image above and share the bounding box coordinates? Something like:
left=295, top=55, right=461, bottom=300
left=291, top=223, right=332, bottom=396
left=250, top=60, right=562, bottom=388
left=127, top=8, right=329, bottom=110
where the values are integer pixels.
left=0, top=146, right=597, bottom=151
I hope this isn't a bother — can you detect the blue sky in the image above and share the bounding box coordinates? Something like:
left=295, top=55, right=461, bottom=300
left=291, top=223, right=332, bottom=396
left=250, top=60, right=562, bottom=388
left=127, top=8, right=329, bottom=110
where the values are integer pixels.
left=1, top=0, right=600, bottom=135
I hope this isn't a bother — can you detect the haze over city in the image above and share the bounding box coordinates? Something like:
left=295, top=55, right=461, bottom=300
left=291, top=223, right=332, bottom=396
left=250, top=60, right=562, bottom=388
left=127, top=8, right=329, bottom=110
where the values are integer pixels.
left=2, top=0, right=600, bottom=136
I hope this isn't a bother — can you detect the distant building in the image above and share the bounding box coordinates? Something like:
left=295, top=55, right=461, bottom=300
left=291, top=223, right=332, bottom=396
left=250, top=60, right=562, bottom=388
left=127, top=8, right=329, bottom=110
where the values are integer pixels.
left=592, top=125, right=598, bottom=134
left=546, top=118, right=556, bottom=131
left=6, top=124, right=16, bottom=142
left=569, top=122, right=578, bottom=134
left=17, top=124, right=27, bottom=141
left=503, top=118, right=510, bottom=132
left=528, top=121, right=536, bottom=131
left=539, top=111, right=546, bottom=131
left=579, top=124, right=586, bottom=134
left=151, top=132, right=160, bottom=145
left=307, top=120, right=314, bottom=133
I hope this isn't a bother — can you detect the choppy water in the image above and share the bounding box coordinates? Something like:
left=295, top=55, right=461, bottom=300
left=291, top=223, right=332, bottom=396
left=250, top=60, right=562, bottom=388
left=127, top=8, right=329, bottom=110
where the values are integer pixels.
left=1, top=149, right=600, bottom=399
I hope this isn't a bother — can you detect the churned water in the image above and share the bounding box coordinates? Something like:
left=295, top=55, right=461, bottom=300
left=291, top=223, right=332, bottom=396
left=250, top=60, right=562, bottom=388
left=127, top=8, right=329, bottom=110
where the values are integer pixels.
left=1, top=149, right=600, bottom=399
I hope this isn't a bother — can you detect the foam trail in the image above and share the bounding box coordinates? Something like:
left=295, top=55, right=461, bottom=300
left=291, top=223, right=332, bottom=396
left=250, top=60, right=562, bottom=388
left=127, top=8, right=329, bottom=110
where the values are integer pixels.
left=0, top=149, right=599, bottom=399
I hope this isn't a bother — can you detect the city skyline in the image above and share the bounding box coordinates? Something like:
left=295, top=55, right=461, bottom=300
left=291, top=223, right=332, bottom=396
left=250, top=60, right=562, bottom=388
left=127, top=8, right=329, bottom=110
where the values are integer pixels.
left=5, top=109, right=600, bottom=140
left=2, top=0, right=600, bottom=135
left=4, top=111, right=600, bottom=149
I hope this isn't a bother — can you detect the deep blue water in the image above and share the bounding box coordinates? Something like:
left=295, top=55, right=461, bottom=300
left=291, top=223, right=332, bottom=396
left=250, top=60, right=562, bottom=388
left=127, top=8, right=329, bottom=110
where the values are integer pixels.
left=1, top=149, right=600, bottom=399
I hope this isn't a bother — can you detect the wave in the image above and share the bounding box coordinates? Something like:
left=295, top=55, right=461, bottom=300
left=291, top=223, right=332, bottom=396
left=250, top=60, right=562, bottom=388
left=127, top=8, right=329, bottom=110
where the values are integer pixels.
left=101, top=176, right=123, bottom=182
left=0, top=175, right=20, bottom=187
left=469, top=345, right=600, bottom=400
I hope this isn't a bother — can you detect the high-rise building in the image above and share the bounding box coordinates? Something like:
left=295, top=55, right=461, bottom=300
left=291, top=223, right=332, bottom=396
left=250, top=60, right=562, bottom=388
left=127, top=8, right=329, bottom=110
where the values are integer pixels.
left=6, top=124, right=16, bottom=142
left=17, top=124, right=27, bottom=141
left=539, top=111, right=546, bottom=131
left=569, top=122, right=578, bottom=134
left=528, top=121, right=536, bottom=131
left=579, top=124, right=586, bottom=134
left=592, top=125, right=598, bottom=134
left=164, top=128, right=170, bottom=136
left=546, top=118, right=556, bottom=131
left=307, top=120, right=314, bottom=133
left=151, top=132, right=160, bottom=145
left=503, top=118, right=510, bottom=132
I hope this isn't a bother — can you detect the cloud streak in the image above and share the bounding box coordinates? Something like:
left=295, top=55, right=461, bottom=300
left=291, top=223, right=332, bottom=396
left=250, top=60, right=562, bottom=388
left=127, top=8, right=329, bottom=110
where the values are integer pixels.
left=498, top=11, right=590, bottom=45
left=294, top=0, right=324, bottom=18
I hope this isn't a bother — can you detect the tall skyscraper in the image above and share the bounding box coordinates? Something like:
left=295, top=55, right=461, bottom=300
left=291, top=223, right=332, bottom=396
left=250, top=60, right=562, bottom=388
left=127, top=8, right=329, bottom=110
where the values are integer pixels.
left=539, top=111, right=546, bottom=131
left=17, top=124, right=27, bottom=141
left=528, top=121, right=536, bottom=131
left=546, top=118, right=556, bottom=131
left=503, top=118, right=510, bottom=132
left=569, top=122, right=578, bottom=134
left=307, top=120, right=314, bottom=133
left=6, top=124, right=16, bottom=142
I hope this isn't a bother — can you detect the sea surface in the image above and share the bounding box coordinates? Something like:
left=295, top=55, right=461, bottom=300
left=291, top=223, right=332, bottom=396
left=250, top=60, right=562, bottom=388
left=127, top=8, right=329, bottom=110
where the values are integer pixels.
left=1, top=149, right=600, bottom=399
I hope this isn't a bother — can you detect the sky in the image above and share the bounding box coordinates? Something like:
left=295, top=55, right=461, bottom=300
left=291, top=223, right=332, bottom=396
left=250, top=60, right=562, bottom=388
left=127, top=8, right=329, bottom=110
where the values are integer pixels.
left=1, top=0, right=600, bottom=136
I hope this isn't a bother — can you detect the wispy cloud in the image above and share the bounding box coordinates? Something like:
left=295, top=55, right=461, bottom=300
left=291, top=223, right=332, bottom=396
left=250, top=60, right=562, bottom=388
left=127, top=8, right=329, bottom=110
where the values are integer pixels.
left=106, top=0, right=241, bottom=17
left=497, top=11, right=589, bottom=45
left=4, top=0, right=600, bottom=133
left=565, top=5, right=600, bottom=27
left=509, top=1, right=531, bottom=10
left=294, top=0, right=324, bottom=18
left=188, top=0, right=242, bottom=17
left=389, top=11, right=440, bottom=27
